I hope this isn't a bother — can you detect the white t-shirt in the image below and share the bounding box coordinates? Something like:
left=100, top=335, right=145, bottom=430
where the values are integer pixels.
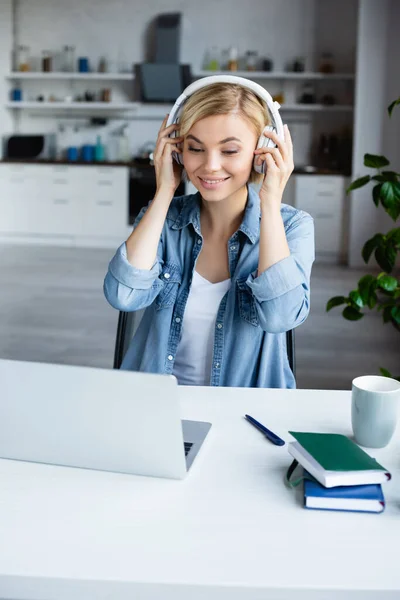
left=172, top=270, right=231, bottom=386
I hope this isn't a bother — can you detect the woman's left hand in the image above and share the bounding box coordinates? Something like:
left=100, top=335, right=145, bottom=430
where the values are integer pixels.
left=254, top=124, right=294, bottom=207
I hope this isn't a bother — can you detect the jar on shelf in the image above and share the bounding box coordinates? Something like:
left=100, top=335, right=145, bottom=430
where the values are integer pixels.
left=319, top=52, right=335, bottom=73
left=17, top=45, right=30, bottom=71
left=42, top=50, right=52, bottom=72
left=207, top=46, right=220, bottom=71
left=227, top=46, right=238, bottom=71
left=62, top=45, right=75, bottom=72
left=245, top=51, right=258, bottom=71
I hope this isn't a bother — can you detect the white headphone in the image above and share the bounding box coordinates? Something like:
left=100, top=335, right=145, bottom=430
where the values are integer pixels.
left=165, top=75, right=284, bottom=175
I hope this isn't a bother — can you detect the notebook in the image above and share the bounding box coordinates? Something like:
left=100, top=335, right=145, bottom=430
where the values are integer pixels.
left=288, top=432, right=391, bottom=488
left=304, top=476, right=385, bottom=513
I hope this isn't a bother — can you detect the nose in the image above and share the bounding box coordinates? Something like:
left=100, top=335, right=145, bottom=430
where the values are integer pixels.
left=203, top=150, right=222, bottom=172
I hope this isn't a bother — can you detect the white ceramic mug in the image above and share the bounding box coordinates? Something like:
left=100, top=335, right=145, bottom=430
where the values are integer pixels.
left=351, top=375, right=400, bottom=448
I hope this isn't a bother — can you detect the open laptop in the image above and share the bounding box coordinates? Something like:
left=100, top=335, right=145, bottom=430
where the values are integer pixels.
left=0, top=359, right=211, bottom=479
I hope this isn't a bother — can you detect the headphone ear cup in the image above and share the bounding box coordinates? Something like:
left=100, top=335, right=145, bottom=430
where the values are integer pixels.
left=172, top=151, right=183, bottom=165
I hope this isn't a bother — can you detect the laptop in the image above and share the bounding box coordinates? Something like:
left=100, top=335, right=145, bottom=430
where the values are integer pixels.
left=0, top=359, right=211, bottom=479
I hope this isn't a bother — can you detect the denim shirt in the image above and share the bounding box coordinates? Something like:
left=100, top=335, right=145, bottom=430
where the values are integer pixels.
left=104, top=185, right=315, bottom=388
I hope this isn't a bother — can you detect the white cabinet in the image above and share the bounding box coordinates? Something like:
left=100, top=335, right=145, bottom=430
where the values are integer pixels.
left=294, top=175, right=347, bottom=263
left=0, top=163, right=129, bottom=246
left=0, top=164, right=42, bottom=234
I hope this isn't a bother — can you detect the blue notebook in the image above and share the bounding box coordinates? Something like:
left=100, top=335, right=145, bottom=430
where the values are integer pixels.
left=304, top=476, right=385, bottom=513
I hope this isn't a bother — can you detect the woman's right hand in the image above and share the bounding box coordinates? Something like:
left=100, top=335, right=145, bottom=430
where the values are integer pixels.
left=153, top=115, right=184, bottom=194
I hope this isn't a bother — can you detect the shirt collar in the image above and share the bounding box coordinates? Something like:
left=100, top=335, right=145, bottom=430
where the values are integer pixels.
left=171, top=185, right=261, bottom=244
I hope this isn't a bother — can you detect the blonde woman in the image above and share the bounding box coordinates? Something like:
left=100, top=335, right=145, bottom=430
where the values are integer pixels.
left=104, top=79, right=314, bottom=388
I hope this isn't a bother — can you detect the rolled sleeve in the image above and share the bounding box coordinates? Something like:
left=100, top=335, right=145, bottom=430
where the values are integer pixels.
left=109, top=242, right=162, bottom=290
left=246, top=255, right=304, bottom=301
left=103, top=202, right=165, bottom=312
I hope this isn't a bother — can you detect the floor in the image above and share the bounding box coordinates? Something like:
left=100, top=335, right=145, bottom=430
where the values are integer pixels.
left=0, top=243, right=398, bottom=390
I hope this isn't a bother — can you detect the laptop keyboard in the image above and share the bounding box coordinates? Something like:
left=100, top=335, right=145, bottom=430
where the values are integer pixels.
left=184, top=442, right=193, bottom=457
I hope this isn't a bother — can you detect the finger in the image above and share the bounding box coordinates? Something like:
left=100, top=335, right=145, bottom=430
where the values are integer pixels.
left=154, top=136, right=183, bottom=162
left=284, top=124, right=293, bottom=150
left=261, top=128, right=288, bottom=160
left=264, top=152, right=279, bottom=171
left=255, top=147, right=285, bottom=171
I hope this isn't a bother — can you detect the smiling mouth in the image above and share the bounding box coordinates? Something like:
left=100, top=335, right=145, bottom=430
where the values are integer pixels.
left=199, top=177, right=230, bottom=184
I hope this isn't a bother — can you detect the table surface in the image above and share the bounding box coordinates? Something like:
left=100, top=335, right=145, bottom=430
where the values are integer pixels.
left=0, top=384, right=399, bottom=600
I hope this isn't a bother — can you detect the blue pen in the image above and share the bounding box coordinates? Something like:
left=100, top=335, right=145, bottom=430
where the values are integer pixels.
left=244, top=414, right=285, bottom=446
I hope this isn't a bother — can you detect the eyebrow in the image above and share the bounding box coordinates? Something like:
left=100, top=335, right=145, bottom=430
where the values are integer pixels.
left=186, top=134, right=242, bottom=144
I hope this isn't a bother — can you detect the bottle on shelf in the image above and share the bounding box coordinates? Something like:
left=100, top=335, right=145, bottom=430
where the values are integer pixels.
left=319, top=52, right=335, bottom=74
left=42, top=51, right=52, bottom=73
left=17, top=45, right=30, bottom=71
left=227, top=47, right=238, bottom=71
left=245, top=51, right=258, bottom=71
left=62, top=45, right=75, bottom=72
left=118, top=126, right=131, bottom=162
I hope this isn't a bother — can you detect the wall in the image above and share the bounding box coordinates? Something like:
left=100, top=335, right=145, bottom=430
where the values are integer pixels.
left=348, top=0, right=390, bottom=267
left=0, top=0, right=13, bottom=158
left=379, top=0, right=400, bottom=242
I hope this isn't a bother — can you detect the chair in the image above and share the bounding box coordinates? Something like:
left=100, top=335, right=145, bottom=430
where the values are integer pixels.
left=113, top=310, right=296, bottom=378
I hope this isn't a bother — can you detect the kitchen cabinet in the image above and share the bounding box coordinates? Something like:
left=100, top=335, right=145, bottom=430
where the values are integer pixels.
left=294, top=174, right=348, bottom=263
left=0, top=163, right=129, bottom=247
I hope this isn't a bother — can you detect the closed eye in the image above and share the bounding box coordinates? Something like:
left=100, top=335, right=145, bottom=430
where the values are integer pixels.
left=188, top=146, right=239, bottom=155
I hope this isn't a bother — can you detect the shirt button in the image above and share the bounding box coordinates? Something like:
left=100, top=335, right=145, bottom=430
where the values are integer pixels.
left=214, top=362, right=220, bottom=368
left=230, top=245, right=236, bottom=251
left=175, top=317, right=181, bottom=323
left=197, top=239, right=202, bottom=245
left=168, top=355, right=173, bottom=361
left=164, top=273, right=171, bottom=279
left=217, top=323, right=223, bottom=329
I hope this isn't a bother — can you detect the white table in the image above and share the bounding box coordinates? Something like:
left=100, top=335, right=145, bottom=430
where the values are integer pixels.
left=0, top=384, right=399, bottom=600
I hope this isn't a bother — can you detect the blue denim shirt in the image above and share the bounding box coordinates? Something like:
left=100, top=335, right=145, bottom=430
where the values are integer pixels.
left=104, top=185, right=314, bottom=388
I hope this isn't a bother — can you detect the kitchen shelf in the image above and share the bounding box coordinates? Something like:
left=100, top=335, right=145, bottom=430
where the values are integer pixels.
left=6, top=101, right=140, bottom=110
left=6, top=72, right=134, bottom=81
left=5, top=101, right=353, bottom=114
left=194, top=70, right=355, bottom=80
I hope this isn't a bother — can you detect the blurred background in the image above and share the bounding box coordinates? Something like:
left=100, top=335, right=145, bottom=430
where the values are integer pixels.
left=0, top=0, right=399, bottom=389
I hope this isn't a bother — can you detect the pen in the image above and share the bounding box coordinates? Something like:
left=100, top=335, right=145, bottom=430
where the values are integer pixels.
left=244, top=414, right=285, bottom=446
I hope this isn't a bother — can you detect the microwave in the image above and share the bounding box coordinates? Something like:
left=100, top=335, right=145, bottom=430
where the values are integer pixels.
left=3, top=134, right=57, bottom=160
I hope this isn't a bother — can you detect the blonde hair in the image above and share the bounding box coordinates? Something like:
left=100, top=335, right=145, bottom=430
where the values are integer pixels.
left=178, top=82, right=271, bottom=185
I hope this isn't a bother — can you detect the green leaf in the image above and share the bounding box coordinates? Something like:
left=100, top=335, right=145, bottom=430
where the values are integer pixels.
left=372, top=184, right=382, bottom=206
left=342, top=306, right=364, bottom=321
left=375, top=245, right=396, bottom=273
left=326, top=296, right=346, bottom=312
left=388, top=97, right=400, bottom=117
left=364, top=154, right=390, bottom=169
left=368, top=292, right=378, bottom=309
left=346, top=175, right=370, bottom=194
left=391, top=306, right=400, bottom=325
left=380, top=171, right=399, bottom=181
left=362, top=234, right=383, bottom=263
left=380, top=181, right=400, bottom=220
left=349, top=290, right=364, bottom=308
left=372, top=172, right=399, bottom=183
left=358, top=274, right=377, bottom=304
left=377, top=274, right=399, bottom=292
left=386, top=228, right=400, bottom=245
left=380, top=367, right=393, bottom=378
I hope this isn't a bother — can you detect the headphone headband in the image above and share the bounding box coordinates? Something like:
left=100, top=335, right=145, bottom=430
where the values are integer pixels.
left=166, top=75, right=285, bottom=174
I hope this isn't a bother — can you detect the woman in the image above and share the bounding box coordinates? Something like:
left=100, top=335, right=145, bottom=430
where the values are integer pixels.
left=104, top=80, right=315, bottom=388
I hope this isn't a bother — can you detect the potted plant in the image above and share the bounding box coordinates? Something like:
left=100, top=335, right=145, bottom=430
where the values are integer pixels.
left=326, top=97, right=400, bottom=380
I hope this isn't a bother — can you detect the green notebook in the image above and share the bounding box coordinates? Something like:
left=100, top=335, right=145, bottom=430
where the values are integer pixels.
left=288, top=432, right=391, bottom=488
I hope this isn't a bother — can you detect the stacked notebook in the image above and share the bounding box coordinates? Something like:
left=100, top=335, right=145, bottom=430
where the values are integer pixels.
left=287, top=432, right=391, bottom=513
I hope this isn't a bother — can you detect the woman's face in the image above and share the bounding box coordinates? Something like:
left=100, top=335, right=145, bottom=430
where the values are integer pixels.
left=182, top=112, right=258, bottom=202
